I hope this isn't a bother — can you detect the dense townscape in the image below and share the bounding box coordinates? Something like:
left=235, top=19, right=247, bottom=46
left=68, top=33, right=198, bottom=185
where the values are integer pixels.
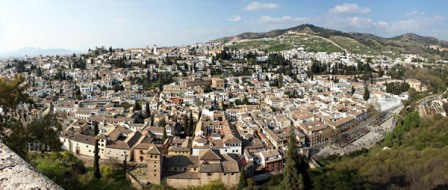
left=4, top=27, right=447, bottom=189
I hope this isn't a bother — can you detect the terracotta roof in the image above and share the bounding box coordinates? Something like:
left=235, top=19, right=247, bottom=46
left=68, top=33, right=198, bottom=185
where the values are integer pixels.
left=199, top=163, right=222, bottom=173
left=261, top=150, right=281, bottom=158
left=124, top=131, right=142, bottom=148
left=199, top=149, right=221, bottom=161
left=224, top=137, right=241, bottom=144
left=168, top=147, right=191, bottom=152
left=164, top=155, right=199, bottom=167
left=62, top=132, right=96, bottom=145
left=221, top=162, right=239, bottom=173
left=147, top=146, right=162, bottom=155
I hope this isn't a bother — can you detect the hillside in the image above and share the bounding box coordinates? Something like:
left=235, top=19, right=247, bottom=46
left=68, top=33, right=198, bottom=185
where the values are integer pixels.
left=312, top=111, right=448, bottom=189
left=213, top=24, right=448, bottom=58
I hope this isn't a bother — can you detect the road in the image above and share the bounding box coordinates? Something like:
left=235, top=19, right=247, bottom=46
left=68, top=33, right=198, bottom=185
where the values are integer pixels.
left=315, top=106, right=403, bottom=158
left=416, top=90, right=446, bottom=118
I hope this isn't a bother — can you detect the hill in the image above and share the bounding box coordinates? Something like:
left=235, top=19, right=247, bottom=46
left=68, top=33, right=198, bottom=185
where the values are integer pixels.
left=312, top=111, right=448, bottom=189
left=213, top=24, right=448, bottom=58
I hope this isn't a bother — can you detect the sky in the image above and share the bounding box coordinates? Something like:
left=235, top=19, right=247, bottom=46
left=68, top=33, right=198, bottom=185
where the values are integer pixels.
left=0, top=0, right=447, bottom=53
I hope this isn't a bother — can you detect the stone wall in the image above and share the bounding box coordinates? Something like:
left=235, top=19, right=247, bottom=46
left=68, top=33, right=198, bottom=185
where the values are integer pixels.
left=0, top=142, right=63, bottom=190
left=165, top=172, right=239, bottom=189
left=126, top=170, right=144, bottom=190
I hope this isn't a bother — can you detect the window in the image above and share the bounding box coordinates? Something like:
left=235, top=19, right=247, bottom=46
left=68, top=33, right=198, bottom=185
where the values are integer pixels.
left=154, top=161, right=156, bottom=164
left=154, top=174, right=156, bottom=176
left=207, top=173, right=212, bottom=176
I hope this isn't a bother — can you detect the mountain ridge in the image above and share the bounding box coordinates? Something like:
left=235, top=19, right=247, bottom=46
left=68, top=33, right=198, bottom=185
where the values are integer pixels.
left=212, top=24, right=448, bottom=57
left=213, top=24, right=447, bottom=45
left=0, top=47, right=75, bottom=58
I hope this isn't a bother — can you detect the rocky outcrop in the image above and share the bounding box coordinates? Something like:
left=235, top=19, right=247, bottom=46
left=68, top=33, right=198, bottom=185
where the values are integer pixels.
left=0, top=142, right=63, bottom=190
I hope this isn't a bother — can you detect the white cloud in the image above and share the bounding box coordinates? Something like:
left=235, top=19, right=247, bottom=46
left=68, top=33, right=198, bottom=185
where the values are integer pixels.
left=378, top=21, right=389, bottom=27
left=227, top=15, right=242, bottom=22
left=253, top=16, right=310, bottom=31
left=114, top=17, right=127, bottom=24
left=329, top=3, right=370, bottom=14
left=388, top=16, right=445, bottom=32
left=243, top=2, right=280, bottom=11
left=346, top=17, right=384, bottom=28
left=321, top=16, right=389, bottom=33
left=258, top=16, right=308, bottom=23
left=406, top=10, right=425, bottom=17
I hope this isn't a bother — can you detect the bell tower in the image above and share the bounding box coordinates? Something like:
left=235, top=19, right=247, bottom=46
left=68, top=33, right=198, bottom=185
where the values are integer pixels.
left=146, top=146, right=162, bottom=185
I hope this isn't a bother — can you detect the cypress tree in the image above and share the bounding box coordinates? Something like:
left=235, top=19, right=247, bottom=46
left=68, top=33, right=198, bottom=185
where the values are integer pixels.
left=238, top=167, right=247, bottom=190
left=282, top=126, right=304, bottom=190
left=189, top=111, right=194, bottom=135
left=183, top=114, right=189, bottom=135
left=162, top=127, right=167, bottom=143
left=145, top=102, right=150, bottom=119
left=363, top=85, right=370, bottom=101
left=94, top=121, right=101, bottom=179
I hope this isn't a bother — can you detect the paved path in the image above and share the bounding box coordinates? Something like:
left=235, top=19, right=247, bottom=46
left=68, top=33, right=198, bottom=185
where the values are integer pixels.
left=315, top=106, right=402, bottom=158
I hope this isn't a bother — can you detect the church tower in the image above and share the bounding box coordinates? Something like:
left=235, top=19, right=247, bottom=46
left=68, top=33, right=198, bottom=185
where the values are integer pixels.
left=146, top=146, right=163, bottom=185
left=153, top=44, right=158, bottom=55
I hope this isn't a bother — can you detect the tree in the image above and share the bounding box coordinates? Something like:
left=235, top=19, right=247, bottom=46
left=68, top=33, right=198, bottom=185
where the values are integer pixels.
left=282, top=126, right=304, bottom=190
left=0, top=74, right=32, bottom=156
left=150, top=115, right=155, bottom=127
left=162, top=127, right=167, bottom=143
left=93, top=121, right=101, bottom=179
left=243, top=95, right=249, bottom=105
left=134, top=101, right=142, bottom=111
left=0, top=74, right=30, bottom=117
left=238, top=167, right=247, bottom=190
left=363, top=85, right=370, bottom=101
left=189, top=111, right=194, bottom=134
left=26, top=114, right=62, bottom=152
left=183, top=114, right=190, bottom=136
left=145, top=102, right=151, bottom=119
left=36, top=67, right=42, bottom=77
left=158, top=118, right=166, bottom=127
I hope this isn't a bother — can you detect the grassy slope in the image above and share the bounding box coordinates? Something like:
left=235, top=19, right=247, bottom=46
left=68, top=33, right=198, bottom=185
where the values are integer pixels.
left=222, top=24, right=448, bottom=58
left=313, top=108, right=448, bottom=190
left=228, top=34, right=343, bottom=53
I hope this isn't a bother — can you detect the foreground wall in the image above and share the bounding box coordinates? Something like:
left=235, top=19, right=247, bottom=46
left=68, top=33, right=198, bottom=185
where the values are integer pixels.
left=0, top=142, right=63, bottom=190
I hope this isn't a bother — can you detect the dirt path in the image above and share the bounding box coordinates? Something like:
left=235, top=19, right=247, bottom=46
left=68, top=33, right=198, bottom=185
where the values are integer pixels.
left=292, top=32, right=349, bottom=54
